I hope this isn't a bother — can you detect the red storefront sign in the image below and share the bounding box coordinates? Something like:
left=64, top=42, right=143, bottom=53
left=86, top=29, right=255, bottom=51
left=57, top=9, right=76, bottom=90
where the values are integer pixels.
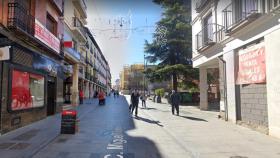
left=34, top=19, right=60, bottom=54
left=64, top=41, right=73, bottom=48
left=236, top=43, right=266, bottom=85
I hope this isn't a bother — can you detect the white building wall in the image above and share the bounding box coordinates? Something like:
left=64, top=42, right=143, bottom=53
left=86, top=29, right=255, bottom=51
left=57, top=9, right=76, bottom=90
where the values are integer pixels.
left=265, top=28, right=280, bottom=139
left=224, top=50, right=237, bottom=122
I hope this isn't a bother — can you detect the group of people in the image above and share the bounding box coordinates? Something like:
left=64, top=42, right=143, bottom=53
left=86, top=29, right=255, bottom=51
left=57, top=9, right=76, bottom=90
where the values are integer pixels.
left=78, top=89, right=106, bottom=105
left=129, top=89, right=181, bottom=117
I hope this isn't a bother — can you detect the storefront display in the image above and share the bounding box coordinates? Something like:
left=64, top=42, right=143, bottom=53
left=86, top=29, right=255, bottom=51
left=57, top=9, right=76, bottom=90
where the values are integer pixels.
left=11, top=69, right=45, bottom=111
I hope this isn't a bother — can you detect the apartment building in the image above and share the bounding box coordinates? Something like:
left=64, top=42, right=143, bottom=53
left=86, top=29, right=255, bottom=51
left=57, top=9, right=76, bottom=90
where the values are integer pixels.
left=192, top=0, right=280, bottom=138
left=63, top=0, right=87, bottom=104
left=0, top=0, right=64, bottom=133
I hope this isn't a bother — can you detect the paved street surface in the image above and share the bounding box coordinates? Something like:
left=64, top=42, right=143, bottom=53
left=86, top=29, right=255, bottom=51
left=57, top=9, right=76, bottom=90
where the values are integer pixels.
left=1, top=95, right=280, bottom=158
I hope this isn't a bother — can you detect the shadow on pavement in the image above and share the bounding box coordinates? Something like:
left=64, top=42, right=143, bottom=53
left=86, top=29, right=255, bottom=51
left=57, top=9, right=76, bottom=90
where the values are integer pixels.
left=134, top=116, right=164, bottom=127
left=179, top=115, right=208, bottom=122
left=32, top=95, right=163, bottom=158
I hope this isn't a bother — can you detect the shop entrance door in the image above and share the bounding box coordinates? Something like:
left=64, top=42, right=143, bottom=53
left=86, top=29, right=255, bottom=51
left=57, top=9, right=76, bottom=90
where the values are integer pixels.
left=47, top=79, right=56, bottom=116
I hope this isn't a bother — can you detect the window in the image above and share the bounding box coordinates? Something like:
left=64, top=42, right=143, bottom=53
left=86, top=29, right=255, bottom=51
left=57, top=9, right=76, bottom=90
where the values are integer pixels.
left=11, top=70, right=45, bottom=111
left=46, top=13, right=57, bottom=36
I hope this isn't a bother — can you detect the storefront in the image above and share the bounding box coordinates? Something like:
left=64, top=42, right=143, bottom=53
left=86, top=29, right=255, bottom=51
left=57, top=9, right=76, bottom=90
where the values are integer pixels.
left=0, top=44, right=64, bottom=133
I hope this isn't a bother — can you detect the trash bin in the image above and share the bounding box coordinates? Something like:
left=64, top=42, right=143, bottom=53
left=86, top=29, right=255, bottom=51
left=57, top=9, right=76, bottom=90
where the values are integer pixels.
left=61, top=110, right=77, bottom=134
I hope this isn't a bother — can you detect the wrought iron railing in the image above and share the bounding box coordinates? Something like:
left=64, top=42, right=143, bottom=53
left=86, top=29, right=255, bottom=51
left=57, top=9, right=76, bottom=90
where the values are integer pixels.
left=270, top=0, right=280, bottom=10
left=195, top=23, right=225, bottom=50
left=222, top=0, right=262, bottom=32
left=72, top=17, right=87, bottom=36
left=7, top=2, right=35, bottom=36
left=195, top=0, right=208, bottom=12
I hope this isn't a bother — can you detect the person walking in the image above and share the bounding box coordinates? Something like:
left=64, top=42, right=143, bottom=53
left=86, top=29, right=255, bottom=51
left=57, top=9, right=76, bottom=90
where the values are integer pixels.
left=79, top=89, right=84, bottom=105
left=170, top=90, right=180, bottom=116
left=141, top=94, right=147, bottom=108
left=130, top=89, right=140, bottom=117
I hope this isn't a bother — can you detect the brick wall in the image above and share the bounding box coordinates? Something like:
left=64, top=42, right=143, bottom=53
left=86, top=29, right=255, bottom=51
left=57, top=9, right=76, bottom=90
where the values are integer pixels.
left=239, top=83, right=268, bottom=130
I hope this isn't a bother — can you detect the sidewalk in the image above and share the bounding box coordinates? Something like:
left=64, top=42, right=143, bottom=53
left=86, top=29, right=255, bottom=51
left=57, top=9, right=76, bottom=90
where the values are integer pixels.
left=0, top=99, right=98, bottom=158
left=130, top=97, right=280, bottom=158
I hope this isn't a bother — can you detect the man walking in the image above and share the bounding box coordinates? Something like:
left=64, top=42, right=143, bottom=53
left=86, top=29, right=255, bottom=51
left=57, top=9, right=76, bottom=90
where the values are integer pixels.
left=141, top=94, right=147, bottom=108
left=130, top=89, right=140, bottom=117
left=170, top=90, right=180, bottom=116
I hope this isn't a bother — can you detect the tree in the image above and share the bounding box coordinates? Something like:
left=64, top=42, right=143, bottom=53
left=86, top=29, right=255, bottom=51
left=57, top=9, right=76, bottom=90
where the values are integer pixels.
left=144, top=0, right=193, bottom=91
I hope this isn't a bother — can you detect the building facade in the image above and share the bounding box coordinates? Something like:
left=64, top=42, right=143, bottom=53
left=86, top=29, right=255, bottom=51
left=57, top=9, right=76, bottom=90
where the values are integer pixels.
left=0, top=0, right=111, bottom=134
left=63, top=0, right=87, bottom=105
left=0, top=0, right=64, bottom=133
left=192, top=0, right=280, bottom=138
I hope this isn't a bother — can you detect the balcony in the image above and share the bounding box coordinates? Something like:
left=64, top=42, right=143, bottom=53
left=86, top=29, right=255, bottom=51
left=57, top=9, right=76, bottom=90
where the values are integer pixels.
left=72, top=0, right=87, bottom=19
left=195, top=0, right=209, bottom=13
left=269, top=0, right=280, bottom=11
left=80, top=54, right=86, bottom=65
left=195, top=23, right=225, bottom=51
left=72, top=17, right=87, bottom=42
left=51, top=0, right=63, bottom=14
left=7, top=2, right=35, bottom=36
left=223, top=0, right=263, bottom=35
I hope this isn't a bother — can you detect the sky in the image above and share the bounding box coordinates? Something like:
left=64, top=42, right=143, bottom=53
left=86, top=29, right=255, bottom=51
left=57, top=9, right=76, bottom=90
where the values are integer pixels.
left=86, top=0, right=163, bottom=85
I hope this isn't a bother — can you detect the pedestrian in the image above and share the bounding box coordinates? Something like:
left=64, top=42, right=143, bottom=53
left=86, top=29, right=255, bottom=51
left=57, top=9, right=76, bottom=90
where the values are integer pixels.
left=141, top=94, right=147, bottom=108
left=130, top=89, right=140, bottom=117
left=170, top=90, right=180, bottom=116
left=79, top=89, right=84, bottom=105
left=114, top=91, right=116, bottom=98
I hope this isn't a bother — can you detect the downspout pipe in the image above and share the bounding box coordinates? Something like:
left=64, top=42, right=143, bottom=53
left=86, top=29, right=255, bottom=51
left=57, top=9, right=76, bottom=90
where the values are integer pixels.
left=218, top=56, right=228, bottom=121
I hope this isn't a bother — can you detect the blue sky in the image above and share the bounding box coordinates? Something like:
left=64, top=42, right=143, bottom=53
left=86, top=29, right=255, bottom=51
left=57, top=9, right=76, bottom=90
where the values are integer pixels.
left=87, top=0, right=162, bottom=84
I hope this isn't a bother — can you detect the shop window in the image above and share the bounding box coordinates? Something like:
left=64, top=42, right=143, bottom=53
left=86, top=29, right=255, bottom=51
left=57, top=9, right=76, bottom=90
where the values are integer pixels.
left=11, top=70, right=45, bottom=111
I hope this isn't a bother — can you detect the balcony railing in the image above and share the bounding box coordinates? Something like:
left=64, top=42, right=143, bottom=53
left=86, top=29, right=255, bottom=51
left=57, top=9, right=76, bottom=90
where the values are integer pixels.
left=72, top=17, right=87, bottom=38
left=195, top=0, right=208, bottom=13
left=73, top=0, right=87, bottom=18
left=223, top=0, right=263, bottom=33
left=51, top=0, right=63, bottom=14
left=196, top=23, right=225, bottom=51
left=270, top=0, right=280, bottom=10
left=7, top=2, right=35, bottom=36
left=80, top=54, right=86, bottom=64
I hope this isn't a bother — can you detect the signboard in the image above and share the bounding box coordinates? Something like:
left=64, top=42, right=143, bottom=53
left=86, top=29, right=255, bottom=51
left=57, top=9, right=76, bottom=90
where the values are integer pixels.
left=34, top=19, right=60, bottom=54
left=33, top=53, right=58, bottom=76
left=236, top=43, right=266, bottom=84
left=64, top=41, right=73, bottom=48
left=0, top=46, right=10, bottom=61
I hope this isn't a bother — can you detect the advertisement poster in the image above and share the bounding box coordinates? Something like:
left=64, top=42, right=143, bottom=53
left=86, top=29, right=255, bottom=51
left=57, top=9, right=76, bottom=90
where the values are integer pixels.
left=11, top=70, right=45, bottom=110
left=236, top=43, right=266, bottom=85
left=11, top=70, right=32, bottom=110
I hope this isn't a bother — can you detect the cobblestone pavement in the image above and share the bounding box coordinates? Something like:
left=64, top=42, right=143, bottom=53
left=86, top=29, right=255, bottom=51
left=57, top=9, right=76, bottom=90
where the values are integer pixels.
left=1, top=95, right=280, bottom=158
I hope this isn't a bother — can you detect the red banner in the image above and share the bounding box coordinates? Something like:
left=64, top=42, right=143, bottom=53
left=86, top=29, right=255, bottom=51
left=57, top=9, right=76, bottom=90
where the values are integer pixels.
left=236, top=43, right=266, bottom=85
left=34, top=19, right=60, bottom=54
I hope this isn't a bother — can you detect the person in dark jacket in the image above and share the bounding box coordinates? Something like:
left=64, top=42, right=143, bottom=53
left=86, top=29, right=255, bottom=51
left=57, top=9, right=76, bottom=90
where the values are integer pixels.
left=130, top=89, right=140, bottom=117
left=170, top=90, right=180, bottom=116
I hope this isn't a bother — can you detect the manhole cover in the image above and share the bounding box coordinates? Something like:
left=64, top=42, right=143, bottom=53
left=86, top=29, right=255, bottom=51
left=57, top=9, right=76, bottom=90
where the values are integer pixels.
left=0, top=143, right=16, bottom=149
left=9, top=143, right=30, bottom=150
left=12, top=129, right=40, bottom=141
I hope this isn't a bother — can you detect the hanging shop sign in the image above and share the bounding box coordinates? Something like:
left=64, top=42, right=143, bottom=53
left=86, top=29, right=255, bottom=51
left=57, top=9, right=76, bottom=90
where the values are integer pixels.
left=236, top=43, right=266, bottom=85
left=0, top=46, right=10, bottom=61
left=33, top=53, right=58, bottom=76
left=34, top=19, right=60, bottom=54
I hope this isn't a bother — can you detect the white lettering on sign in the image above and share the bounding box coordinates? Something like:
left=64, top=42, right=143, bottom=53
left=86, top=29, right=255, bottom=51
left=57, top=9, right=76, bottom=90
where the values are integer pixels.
left=105, top=127, right=126, bottom=157
left=0, top=46, right=10, bottom=61
left=34, top=19, right=60, bottom=54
